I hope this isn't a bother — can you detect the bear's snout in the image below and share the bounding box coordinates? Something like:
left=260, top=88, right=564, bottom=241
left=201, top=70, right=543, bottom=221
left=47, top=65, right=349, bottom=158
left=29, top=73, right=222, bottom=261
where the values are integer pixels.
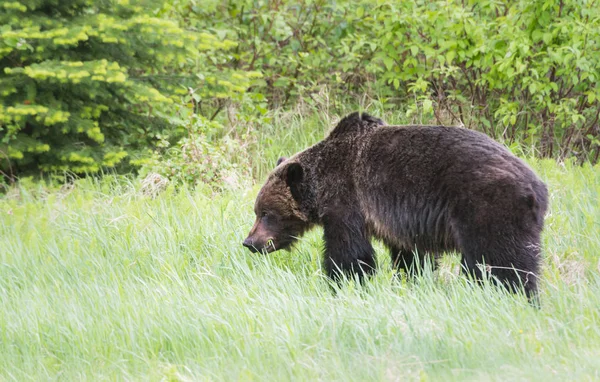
left=242, top=237, right=258, bottom=253
left=243, top=235, right=278, bottom=254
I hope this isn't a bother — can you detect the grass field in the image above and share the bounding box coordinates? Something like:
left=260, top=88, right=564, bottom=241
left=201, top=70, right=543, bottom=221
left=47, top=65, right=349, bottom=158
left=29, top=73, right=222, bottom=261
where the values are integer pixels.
left=1, top=111, right=600, bottom=380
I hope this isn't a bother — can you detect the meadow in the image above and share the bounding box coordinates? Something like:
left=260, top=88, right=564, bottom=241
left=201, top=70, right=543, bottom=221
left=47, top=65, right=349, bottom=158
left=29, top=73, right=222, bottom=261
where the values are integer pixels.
left=1, top=111, right=600, bottom=381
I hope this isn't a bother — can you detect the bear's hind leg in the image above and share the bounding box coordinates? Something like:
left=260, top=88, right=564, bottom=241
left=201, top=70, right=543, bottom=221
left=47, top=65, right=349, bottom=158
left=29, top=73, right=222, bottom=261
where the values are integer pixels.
left=487, top=238, right=540, bottom=303
left=459, top=232, right=540, bottom=302
left=460, top=252, right=485, bottom=283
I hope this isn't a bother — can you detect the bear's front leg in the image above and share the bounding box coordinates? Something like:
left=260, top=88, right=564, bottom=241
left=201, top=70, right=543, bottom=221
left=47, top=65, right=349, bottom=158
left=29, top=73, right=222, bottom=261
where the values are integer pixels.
left=322, top=208, right=376, bottom=282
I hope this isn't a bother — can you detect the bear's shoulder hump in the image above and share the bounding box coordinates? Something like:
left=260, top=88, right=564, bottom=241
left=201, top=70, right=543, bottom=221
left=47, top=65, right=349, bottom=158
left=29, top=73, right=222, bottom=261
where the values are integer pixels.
left=329, top=112, right=385, bottom=138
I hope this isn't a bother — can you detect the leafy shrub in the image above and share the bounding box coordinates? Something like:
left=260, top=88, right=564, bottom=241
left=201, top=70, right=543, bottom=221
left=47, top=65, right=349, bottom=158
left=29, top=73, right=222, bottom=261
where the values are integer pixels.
left=182, top=0, right=600, bottom=163
left=359, top=0, right=600, bottom=161
left=178, top=0, right=368, bottom=107
left=134, top=106, right=253, bottom=192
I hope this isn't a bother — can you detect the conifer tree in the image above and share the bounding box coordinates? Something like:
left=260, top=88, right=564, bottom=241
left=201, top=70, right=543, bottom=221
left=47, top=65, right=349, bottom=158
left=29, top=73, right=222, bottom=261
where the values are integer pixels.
left=0, top=0, right=229, bottom=176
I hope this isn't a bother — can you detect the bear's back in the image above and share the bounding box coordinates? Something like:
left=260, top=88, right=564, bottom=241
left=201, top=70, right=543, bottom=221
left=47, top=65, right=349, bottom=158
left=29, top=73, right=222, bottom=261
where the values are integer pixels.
left=361, top=124, right=537, bottom=187
left=352, top=124, right=547, bottom=250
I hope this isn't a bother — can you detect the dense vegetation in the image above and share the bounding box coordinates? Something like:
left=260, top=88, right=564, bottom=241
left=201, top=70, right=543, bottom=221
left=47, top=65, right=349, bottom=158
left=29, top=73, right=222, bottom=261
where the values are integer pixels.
left=1, top=0, right=600, bottom=186
left=0, top=0, right=258, bottom=180
left=194, top=0, right=600, bottom=162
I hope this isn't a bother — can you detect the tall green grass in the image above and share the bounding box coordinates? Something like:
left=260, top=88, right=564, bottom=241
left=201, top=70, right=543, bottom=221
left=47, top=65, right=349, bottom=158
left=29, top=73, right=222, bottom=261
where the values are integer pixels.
left=1, top=112, right=599, bottom=380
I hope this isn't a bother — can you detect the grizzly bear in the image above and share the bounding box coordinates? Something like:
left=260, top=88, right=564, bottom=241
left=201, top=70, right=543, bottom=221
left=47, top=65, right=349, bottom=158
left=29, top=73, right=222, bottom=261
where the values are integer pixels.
left=243, top=112, right=548, bottom=300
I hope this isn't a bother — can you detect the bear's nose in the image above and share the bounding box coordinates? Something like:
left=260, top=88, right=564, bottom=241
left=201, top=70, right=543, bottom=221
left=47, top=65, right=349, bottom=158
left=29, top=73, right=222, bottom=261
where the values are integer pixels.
left=242, top=238, right=255, bottom=251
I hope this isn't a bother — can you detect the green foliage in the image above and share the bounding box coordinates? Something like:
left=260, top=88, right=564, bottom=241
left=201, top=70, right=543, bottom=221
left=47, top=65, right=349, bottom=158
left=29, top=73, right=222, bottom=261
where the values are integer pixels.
left=178, top=0, right=368, bottom=106
left=0, top=0, right=180, bottom=175
left=183, top=0, right=600, bottom=163
left=134, top=112, right=253, bottom=192
left=157, top=0, right=266, bottom=119
left=360, top=0, right=600, bottom=161
left=3, top=0, right=600, bottom=183
left=0, top=0, right=258, bottom=178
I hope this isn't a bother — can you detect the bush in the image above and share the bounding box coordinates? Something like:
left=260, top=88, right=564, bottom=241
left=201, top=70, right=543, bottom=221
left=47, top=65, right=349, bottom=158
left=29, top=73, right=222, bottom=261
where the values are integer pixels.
left=184, top=0, right=600, bottom=163
left=360, top=0, right=600, bottom=161
left=134, top=112, right=253, bottom=192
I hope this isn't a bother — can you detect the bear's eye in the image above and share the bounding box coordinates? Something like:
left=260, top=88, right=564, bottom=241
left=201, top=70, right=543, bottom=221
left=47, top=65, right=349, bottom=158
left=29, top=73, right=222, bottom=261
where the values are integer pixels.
left=261, top=211, right=268, bottom=218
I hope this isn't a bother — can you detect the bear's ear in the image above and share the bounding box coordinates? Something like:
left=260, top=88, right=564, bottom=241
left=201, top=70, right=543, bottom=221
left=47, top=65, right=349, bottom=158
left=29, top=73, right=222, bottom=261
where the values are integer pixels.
left=284, top=162, right=303, bottom=202
left=276, top=157, right=287, bottom=167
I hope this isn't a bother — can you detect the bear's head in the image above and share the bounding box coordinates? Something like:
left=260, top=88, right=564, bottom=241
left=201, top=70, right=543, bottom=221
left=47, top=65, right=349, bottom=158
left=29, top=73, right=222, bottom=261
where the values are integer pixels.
left=243, top=158, right=312, bottom=253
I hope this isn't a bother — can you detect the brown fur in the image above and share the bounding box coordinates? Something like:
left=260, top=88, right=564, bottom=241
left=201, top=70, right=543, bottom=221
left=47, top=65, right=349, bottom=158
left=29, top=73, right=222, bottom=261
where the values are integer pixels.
left=244, top=112, right=548, bottom=301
